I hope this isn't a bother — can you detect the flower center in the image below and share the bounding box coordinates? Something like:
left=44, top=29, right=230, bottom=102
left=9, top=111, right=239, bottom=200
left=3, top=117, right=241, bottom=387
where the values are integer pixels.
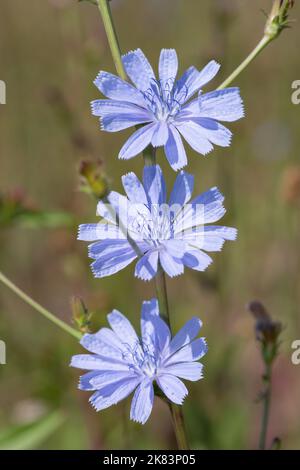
left=142, top=78, right=182, bottom=122
left=123, top=341, right=158, bottom=379
left=129, top=205, right=175, bottom=244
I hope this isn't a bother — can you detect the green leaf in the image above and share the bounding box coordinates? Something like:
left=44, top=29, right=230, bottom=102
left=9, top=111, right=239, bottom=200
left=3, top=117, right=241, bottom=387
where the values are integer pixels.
left=0, top=411, right=65, bottom=450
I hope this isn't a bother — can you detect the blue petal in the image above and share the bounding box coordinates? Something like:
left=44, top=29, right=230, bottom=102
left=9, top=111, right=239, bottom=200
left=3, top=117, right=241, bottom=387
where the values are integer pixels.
left=162, top=240, right=186, bottom=258
left=94, top=71, right=145, bottom=107
left=78, top=223, right=124, bottom=241
left=169, top=171, right=194, bottom=207
left=182, top=226, right=237, bottom=252
left=91, top=244, right=137, bottom=278
left=101, top=114, right=152, bottom=132
left=156, top=374, right=188, bottom=405
left=91, top=99, right=149, bottom=117
left=163, top=362, right=204, bottom=382
left=70, top=354, right=130, bottom=371
left=121, top=172, right=148, bottom=205
left=164, top=125, right=187, bottom=171
left=119, top=123, right=157, bottom=160
left=122, top=49, right=155, bottom=92
left=97, top=190, right=126, bottom=223
left=88, top=239, right=132, bottom=259
left=158, top=49, right=178, bottom=88
left=140, top=299, right=159, bottom=353
left=199, top=87, right=244, bottom=122
left=140, top=301, right=171, bottom=354
left=159, top=249, right=184, bottom=278
left=90, top=370, right=138, bottom=389
left=167, top=318, right=202, bottom=355
left=141, top=298, right=159, bottom=319
left=135, top=250, right=159, bottom=281
left=130, top=379, right=154, bottom=424
left=80, top=328, right=126, bottom=359
left=190, top=118, right=232, bottom=147
left=143, top=164, right=166, bottom=205
left=196, top=60, right=220, bottom=88
left=182, top=249, right=212, bottom=272
left=176, top=121, right=213, bottom=155
left=203, top=225, right=237, bottom=240
left=89, top=377, right=140, bottom=411
left=165, top=338, right=208, bottom=365
left=107, top=310, right=140, bottom=350
left=174, top=187, right=226, bottom=232
left=151, top=122, right=169, bottom=147
left=174, top=61, right=220, bottom=103
left=79, top=371, right=101, bottom=391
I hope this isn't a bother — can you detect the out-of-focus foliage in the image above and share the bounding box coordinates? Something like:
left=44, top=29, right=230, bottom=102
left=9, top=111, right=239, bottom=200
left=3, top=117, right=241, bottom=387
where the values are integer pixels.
left=0, top=189, right=75, bottom=228
left=0, top=0, right=300, bottom=450
left=0, top=411, right=64, bottom=450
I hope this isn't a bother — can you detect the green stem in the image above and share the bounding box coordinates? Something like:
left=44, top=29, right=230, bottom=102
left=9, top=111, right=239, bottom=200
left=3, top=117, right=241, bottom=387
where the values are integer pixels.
left=96, top=0, right=185, bottom=449
left=143, top=145, right=156, bottom=166
left=96, top=0, right=126, bottom=80
left=155, top=267, right=189, bottom=450
left=259, top=362, right=272, bottom=450
left=218, top=35, right=273, bottom=90
left=0, top=270, right=81, bottom=340
left=96, top=0, right=157, bottom=168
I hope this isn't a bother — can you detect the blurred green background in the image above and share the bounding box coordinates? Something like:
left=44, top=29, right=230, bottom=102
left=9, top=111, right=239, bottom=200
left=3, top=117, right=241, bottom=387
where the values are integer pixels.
left=0, top=0, right=300, bottom=450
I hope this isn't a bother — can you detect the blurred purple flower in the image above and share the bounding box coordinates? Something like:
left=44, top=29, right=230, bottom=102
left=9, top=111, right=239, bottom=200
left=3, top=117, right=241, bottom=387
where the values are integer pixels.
left=91, top=48, right=244, bottom=170
left=78, top=165, right=237, bottom=280
left=70, top=299, right=207, bottom=424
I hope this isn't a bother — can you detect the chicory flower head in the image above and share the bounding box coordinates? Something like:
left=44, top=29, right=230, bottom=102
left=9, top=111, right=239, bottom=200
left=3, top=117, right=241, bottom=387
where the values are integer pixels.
left=70, top=298, right=207, bottom=424
left=91, top=48, right=244, bottom=170
left=78, top=165, right=237, bottom=280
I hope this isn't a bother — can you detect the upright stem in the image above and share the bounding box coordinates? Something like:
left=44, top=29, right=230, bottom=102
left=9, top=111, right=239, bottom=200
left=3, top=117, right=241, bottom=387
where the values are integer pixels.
left=96, top=0, right=126, bottom=80
left=143, top=145, right=157, bottom=166
left=155, top=267, right=189, bottom=450
left=218, top=35, right=273, bottom=90
left=96, top=0, right=187, bottom=450
left=0, top=270, right=81, bottom=340
left=259, top=362, right=272, bottom=450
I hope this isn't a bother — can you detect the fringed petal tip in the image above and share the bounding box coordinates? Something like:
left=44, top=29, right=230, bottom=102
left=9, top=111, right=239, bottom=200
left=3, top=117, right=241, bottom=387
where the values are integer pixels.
left=134, top=272, right=155, bottom=282
left=129, top=415, right=148, bottom=425
left=230, top=228, right=238, bottom=241
left=93, top=71, right=105, bottom=87
left=199, top=146, right=214, bottom=156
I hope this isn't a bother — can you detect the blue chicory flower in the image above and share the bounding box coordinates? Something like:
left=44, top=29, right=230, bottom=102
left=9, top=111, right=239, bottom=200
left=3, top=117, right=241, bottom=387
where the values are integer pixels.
left=91, top=48, right=244, bottom=170
left=70, top=298, right=207, bottom=424
left=78, top=165, right=237, bottom=280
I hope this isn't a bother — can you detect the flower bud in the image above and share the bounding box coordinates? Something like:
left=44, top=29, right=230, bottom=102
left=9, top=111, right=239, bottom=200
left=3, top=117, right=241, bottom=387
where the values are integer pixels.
left=247, top=300, right=282, bottom=364
left=71, top=296, right=92, bottom=334
left=265, top=0, right=295, bottom=39
left=79, top=159, right=109, bottom=200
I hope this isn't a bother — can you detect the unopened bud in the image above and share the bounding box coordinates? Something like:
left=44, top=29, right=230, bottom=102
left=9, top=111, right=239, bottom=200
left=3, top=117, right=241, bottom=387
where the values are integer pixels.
left=79, top=159, right=109, bottom=200
left=247, top=300, right=282, bottom=364
left=265, top=0, right=295, bottom=39
left=71, top=296, right=92, bottom=334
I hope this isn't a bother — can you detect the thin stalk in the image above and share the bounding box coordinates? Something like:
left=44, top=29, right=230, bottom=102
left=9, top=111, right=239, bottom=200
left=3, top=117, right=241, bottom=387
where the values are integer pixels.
left=155, top=267, right=189, bottom=450
left=96, top=0, right=186, bottom=449
left=217, top=35, right=273, bottom=90
left=96, top=0, right=126, bottom=80
left=96, top=1, right=157, bottom=167
left=0, top=270, right=81, bottom=340
left=259, top=362, right=272, bottom=450
left=143, top=145, right=156, bottom=166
